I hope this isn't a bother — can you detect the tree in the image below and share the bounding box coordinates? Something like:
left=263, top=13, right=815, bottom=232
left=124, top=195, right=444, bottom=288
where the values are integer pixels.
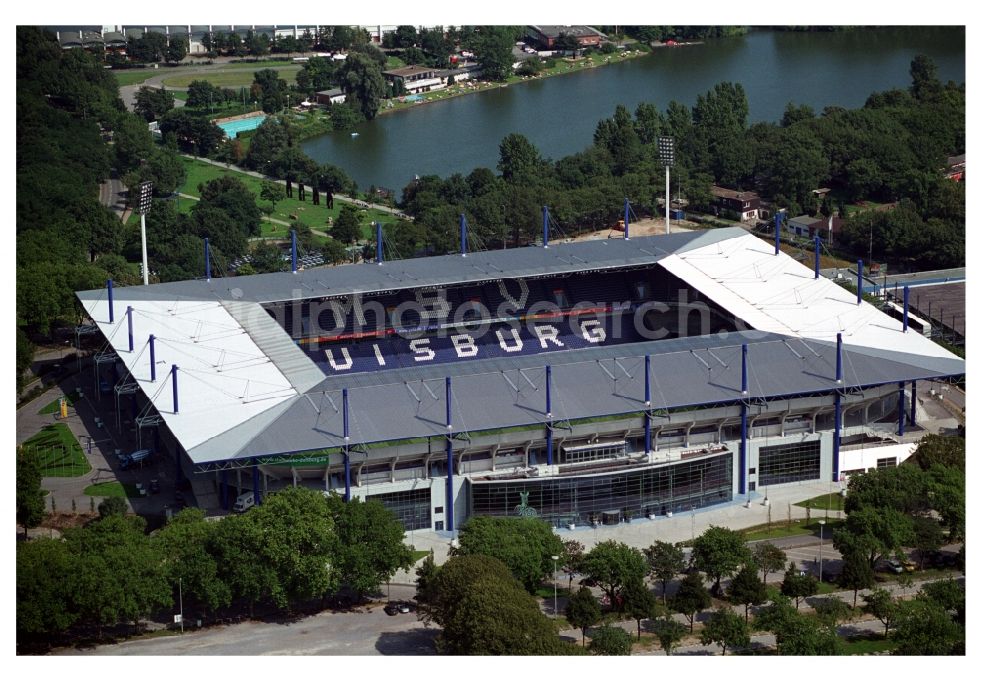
left=751, top=541, right=787, bottom=584
left=452, top=516, right=563, bottom=593
left=814, top=597, right=853, bottom=627
left=700, top=607, right=750, bottom=655
left=497, top=133, right=543, bottom=183
left=913, top=434, right=964, bottom=471
left=654, top=618, right=686, bottom=655
left=621, top=576, right=657, bottom=637
left=17, top=538, right=79, bottom=636
left=471, top=27, right=517, bottom=81
left=672, top=572, right=711, bottom=632
left=98, top=495, right=128, bottom=519
left=911, top=516, right=944, bottom=570
left=260, top=181, right=285, bottom=214
left=837, top=548, right=875, bottom=607
left=251, top=69, right=289, bottom=114
left=833, top=506, right=915, bottom=570
left=909, top=54, right=944, bottom=102
left=776, top=613, right=842, bottom=655
left=16, top=328, right=35, bottom=395
left=691, top=525, right=750, bottom=595
left=133, top=86, right=175, bottom=122
left=16, top=449, right=46, bottom=536
left=727, top=563, right=767, bottom=621
left=588, top=625, right=632, bottom=655
left=196, top=175, right=261, bottom=237
left=187, top=80, right=223, bottom=109
left=554, top=32, right=581, bottom=56
left=154, top=509, right=231, bottom=612
left=779, top=562, right=817, bottom=609
left=565, top=587, right=602, bottom=646
left=337, top=52, right=386, bottom=120
left=643, top=540, right=685, bottom=600
left=165, top=35, right=188, bottom=64
left=893, top=597, right=963, bottom=655
left=579, top=540, right=648, bottom=611
left=560, top=539, right=586, bottom=589
left=140, top=147, right=185, bottom=197
left=333, top=497, right=412, bottom=597
left=863, top=588, right=898, bottom=638
left=419, top=554, right=564, bottom=655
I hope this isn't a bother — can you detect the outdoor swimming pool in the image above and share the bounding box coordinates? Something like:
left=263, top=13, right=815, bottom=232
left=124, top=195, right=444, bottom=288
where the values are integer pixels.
left=215, top=114, right=267, bottom=138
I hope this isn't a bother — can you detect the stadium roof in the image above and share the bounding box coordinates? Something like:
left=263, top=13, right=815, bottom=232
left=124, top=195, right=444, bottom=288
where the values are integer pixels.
left=77, top=228, right=735, bottom=306
left=77, top=228, right=965, bottom=466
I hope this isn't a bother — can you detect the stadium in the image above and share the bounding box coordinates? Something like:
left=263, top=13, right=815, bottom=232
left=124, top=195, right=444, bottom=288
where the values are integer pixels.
left=76, top=226, right=965, bottom=534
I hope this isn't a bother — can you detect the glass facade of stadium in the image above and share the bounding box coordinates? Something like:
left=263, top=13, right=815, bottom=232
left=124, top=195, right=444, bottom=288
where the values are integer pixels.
left=201, top=384, right=906, bottom=532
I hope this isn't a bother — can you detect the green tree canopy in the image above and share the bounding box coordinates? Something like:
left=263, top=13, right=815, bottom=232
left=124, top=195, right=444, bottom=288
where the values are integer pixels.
left=691, top=525, right=750, bottom=594
left=700, top=607, right=750, bottom=655
left=751, top=541, right=788, bottom=584
left=727, top=563, right=768, bottom=620
left=452, top=516, right=563, bottom=593
left=588, top=625, right=633, bottom=655
left=564, top=587, right=602, bottom=646
left=780, top=562, right=818, bottom=608
left=579, top=540, right=648, bottom=611
left=643, top=539, right=685, bottom=600
left=332, top=497, right=412, bottom=597
left=672, top=571, right=711, bottom=632
left=16, top=449, right=45, bottom=535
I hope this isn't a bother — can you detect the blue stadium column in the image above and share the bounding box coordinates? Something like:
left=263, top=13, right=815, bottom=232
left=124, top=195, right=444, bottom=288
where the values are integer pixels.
left=221, top=469, right=230, bottom=510
left=460, top=214, right=467, bottom=256
left=623, top=198, right=630, bottom=240
left=833, top=333, right=844, bottom=483
left=445, top=376, right=454, bottom=532
left=644, top=355, right=652, bottom=454
left=252, top=464, right=261, bottom=505
left=376, top=222, right=383, bottom=264
left=291, top=230, right=298, bottom=273
left=149, top=335, right=157, bottom=381
left=342, top=388, right=351, bottom=502
left=814, top=236, right=821, bottom=279
left=740, top=344, right=748, bottom=495
left=857, top=259, right=863, bottom=305
left=774, top=214, right=781, bottom=255
left=910, top=380, right=917, bottom=425
left=897, top=382, right=906, bottom=436
left=107, top=279, right=114, bottom=323
left=545, top=365, right=554, bottom=465
left=205, top=238, right=211, bottom=280
left=172, top=365, right=181, bottom=482
left=126, top=306, right=134, bottom=351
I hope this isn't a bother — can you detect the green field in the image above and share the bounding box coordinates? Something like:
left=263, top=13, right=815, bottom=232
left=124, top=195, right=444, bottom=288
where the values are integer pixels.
left=841, top=634, right=894, bottom=655
left=171, top=90, right=188, bottom=101
left=38, top=391, right=81, bottom=415
left=795, top=492, right=845, bottom=513
left=84, top=481, right=142, bottom=498
left=162, top=67, right=300, bottom=89
left=739, top=518, right=843, bottom=542
left=22, top=423, right=91, bottom=478
left=113, top=69, right=157, bottom=86
left=179, top=156, right=400, bottom=239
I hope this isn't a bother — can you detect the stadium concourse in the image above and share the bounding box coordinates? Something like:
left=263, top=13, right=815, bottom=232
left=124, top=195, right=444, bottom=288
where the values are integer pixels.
left=76, top=227, right=964, bottom=535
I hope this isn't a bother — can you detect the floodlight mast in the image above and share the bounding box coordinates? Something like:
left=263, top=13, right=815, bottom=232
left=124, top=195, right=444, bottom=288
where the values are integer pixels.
left=136, top=181, right=154, bottom=285
left=657, top=137, right=675, bottom=234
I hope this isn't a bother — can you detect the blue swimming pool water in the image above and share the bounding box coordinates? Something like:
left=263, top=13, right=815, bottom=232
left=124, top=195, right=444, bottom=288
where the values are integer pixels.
left=216, top=114, right=267, bottom=138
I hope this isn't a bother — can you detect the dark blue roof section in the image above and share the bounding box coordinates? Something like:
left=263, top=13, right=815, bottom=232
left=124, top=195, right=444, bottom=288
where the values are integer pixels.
left=187, top=329, right=965, bottom=464
left=77, top=228, right=746, bottom=305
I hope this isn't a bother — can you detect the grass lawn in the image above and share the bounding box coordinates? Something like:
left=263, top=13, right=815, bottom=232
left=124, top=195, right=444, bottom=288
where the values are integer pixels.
left=409, top=549, right=431, bottom=563
left=384, top=55, right=405, bottom=69
left=162, top=67, right=300, bottom=89
left=795, top=492, right=845, bottom=513
left=740, top=518, right=843, bottom=542
left=22, top=424, right=91, bottom=478
left=841, top=634, right=894, bottom=655
left=84, top=481, right=142, bottom=498
left=171, top=90, right=188, bottom=101
left=179, top=156, right=400, bottom=240
left=777, top=241, right=853, bottom=269
left=38, top=390, right=81, bottom=415
left=113, top=69, right=157, bottom=86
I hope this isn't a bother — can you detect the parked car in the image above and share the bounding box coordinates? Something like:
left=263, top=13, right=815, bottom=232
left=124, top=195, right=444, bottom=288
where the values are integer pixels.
left=384, top=601, right=412, bottom=616
left=232, top=492, right=256, bottom=513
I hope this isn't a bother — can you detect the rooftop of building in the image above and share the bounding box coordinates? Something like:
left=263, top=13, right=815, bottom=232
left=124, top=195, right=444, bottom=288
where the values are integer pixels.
left=711, top=185, right=759, bottom=201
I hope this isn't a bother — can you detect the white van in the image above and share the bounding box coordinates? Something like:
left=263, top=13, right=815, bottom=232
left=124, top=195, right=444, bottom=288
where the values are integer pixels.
left=233, top=492, right=256, bottom=513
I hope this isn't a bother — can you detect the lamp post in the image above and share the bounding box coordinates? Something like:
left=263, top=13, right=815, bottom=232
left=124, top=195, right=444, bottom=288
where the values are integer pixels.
left=135, top=181, right=154, bottom=285
left=818, top=520, right=825, bottom=582
left=552, top=554, right=560, bottom=615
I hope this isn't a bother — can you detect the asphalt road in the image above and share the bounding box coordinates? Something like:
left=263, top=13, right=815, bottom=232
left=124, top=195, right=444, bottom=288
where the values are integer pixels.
left=55, top=605, right=438, bottom=656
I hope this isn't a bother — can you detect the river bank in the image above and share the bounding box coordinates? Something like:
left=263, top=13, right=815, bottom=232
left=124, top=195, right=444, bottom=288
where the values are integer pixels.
left=376, top=47, right=652, bottom=118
